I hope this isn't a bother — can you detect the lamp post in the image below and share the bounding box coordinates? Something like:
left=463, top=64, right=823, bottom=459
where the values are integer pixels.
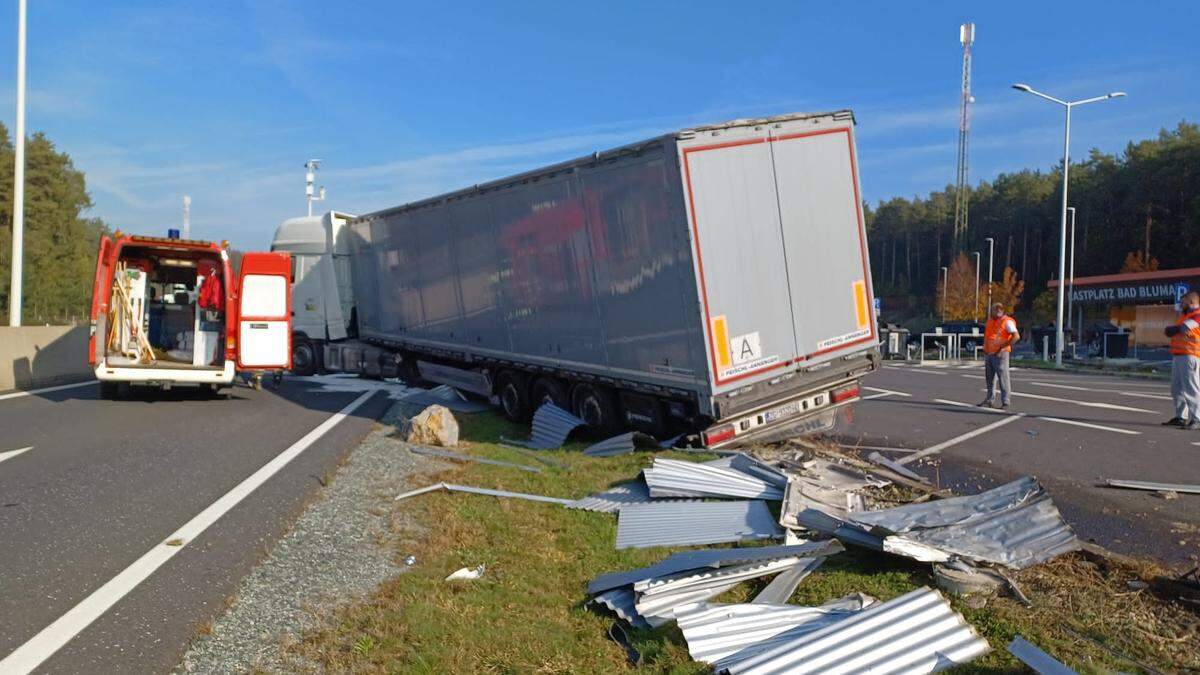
left=8, top=0, right=25, bottom=327
left=985, top=237, right=995, bottom=309
left=1066, top=206, right=1076, bottom=347
left=1012, top=83, right=1124, bottom=367
left=973, top=251, right=981, bottom=322
left=940, top=266, right=949, bottom=322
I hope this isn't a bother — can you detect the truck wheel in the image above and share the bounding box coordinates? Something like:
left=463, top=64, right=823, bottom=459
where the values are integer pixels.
left=572, top=384, right=620, bottom=436
left=100, top=382, right=119, bottom=400
left=495, top=372, right=531, bottom=423
left=291, top=337, right=317, bottom=376
left=530, top=377, right=569, bottom=411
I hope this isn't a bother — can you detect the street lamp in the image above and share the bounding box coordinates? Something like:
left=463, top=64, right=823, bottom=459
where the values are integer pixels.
left=8, top=0, right=26, bottom=327
left=973, top=251, right=981, bottom=322
left=940, top=266, right=949, bottom=322
left=985, top=237, right=995, bottom=310
left=1066, top=206, right=1076, bottom=347
left=1012, top=83, right=1124, bottom=367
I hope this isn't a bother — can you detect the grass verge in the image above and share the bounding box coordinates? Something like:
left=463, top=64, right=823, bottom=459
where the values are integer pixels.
left=286, top=407, right=1198, bottom=673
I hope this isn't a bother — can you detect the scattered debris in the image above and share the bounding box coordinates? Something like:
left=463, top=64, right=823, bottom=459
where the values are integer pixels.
left=401, top=384, right=490, bottom=413
left=1159, top=490, right=1180, bottom=500
left=643, top=457, right=785, bottom=500
left=752, top=557, right=824, bottom=604
left=408, top=446, right=541, bottom=473
left=501, top=403, right=585, bottom=450
left=1007, top=635, right=1077, bottom=675
left=605, top=621, right=643, bottom=667
left=615, top=500, right=781, bottom=549
left=866, top=450, right=929, bottom=483
left=568, top=478, right=700, bottom=513
left=393, top=481, right=574, bottom=505
left=582, top=431, right=658, bottom=457
left=403, top=555, right=416, bottom=566
left=444, top=564, right=485, bottom=581
left=932, top=561, right=1006, bottom=596
left=1127, top=579, right=1149, bottom=591
left=1106, top=479, right=1200, bottom=495
left=406, top=405, right=460, bottom=447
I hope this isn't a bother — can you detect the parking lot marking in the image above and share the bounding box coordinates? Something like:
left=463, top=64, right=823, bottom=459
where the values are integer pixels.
left=0, top=446, right=33, bottom=464
left=934, top=398, right=1016, bottom=415
left=863, top=386, right=912, bottom=397
left=988, top=389, right=1155, bottom=414
left=0, top=380, right=97, bottom=402
left=1029, top=381, right=1172, bottom=401
left=897, top=414, right=1021, bottom=465
left=0, top=390, right=376, bottom=675
left=1034, top=416, right=1141, bottom=436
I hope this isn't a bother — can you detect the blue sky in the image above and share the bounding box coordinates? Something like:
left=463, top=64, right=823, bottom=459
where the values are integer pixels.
left=0, top=1, right=1196, bottom=250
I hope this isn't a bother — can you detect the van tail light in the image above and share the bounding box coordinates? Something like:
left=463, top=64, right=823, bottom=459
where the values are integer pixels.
left=831, top=384, right=860, bottom=404
left=702, top=423, right=736, bottom=447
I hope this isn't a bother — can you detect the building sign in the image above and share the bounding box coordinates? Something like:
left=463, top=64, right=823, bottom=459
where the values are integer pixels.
left=1071, top=281, right=1188, bottom=305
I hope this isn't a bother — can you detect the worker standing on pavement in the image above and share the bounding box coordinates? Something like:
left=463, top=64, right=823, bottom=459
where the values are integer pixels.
left=979, top=303, right=1020, bottom=409
left=1163, top=291, right=1200, bottom=430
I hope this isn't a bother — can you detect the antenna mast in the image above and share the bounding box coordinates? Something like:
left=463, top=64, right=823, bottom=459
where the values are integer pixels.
left=305, top=159, right=325, bottom=216
left=182, top=195, right=191, bottom=239
left=953, top=22, right=975, bottom=251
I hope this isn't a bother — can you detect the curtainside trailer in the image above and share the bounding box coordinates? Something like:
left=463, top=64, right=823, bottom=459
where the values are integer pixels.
left=319, top=110, right=878, bottom=446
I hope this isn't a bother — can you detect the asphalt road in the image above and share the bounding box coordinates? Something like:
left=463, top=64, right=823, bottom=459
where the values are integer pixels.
left=842, top=360, right=1200, bottom=567
left=0, top=378, right=390, bottom=674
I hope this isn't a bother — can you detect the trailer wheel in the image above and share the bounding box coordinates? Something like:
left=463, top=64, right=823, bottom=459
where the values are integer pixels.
left=100, top=382, right=119, bottom=400
left=572, top=384, right=620, bottom=435
left=291, top=337, right=317, bottom=376
left=495, top=372, right=531, bottom=423
left=530, top=377, right=569, bottom=410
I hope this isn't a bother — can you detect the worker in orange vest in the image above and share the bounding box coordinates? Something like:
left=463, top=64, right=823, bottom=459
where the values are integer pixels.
left=1163, top=291, right=1200, bottom=429
left=979, top=302, right=1020, bottom=409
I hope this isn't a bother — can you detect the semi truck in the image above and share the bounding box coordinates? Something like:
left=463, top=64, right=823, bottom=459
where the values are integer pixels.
left=272, top=111, right=879, bottom=447
left=89, top=233, right=292, bottom=397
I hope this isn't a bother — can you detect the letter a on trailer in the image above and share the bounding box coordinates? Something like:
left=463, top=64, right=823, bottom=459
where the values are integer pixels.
left=236, top=252, right=293, bottom=370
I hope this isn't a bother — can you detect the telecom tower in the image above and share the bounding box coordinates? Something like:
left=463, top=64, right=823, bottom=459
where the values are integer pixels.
left=182, top=195, right=191, bottom=239
left=305, top=159, right=326, bottom=216
left=953, top=22, right=975, bottom=250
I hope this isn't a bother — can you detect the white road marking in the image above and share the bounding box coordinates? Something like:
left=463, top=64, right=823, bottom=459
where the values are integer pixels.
left=861, top=392, right=894, bottom=400
left=1120, top=392, right=1172, bottom=401
left=0, top=390, right=376, bottom=675
left=1192, top=442, right=1200, bottom=447
left=935, top=398, right=1014, bottom=415
left=960, top=374, right=984, bottom=380
left=900, top=368, right=948, bottom=376
left=1029, top=381, right=1172, bottom=401
left=863, top=386, right=912, bottom=397
left=897, top=414, right=1022, bottom=465
left=0, top=380, right=97, bottom=402
left=1034, top=416, right=1141, bottom=436
left=0, top=446, right=33, bottom=464
left=984, top=389, right=1155, bottom=414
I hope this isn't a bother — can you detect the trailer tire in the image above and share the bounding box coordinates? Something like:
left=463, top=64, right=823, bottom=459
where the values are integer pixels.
left=496, top=372, right=531, bottom=423
left=100, top=382, right=119, bottom=400
left=291, top=337, right=317, bottom=376
left=530, top=377, right=569, bottom=410
left=572, top=384, right=620, bottom=436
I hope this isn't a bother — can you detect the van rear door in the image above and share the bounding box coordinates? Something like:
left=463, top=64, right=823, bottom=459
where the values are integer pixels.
left=236, top=252, right=292, bottom=370
left=89, top=235, right=114, bottom=365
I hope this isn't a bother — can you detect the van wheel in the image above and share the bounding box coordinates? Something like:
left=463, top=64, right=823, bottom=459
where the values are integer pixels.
left=204, top=383, right=228, bottom=399
left=572, top=384, right=620, bottom=435
left=291, top=337, right=317, bottom=376
left=530, top=377, right=569, bottom=411
left=496, top=372, right=531, bottom=423
left=100, top=382, right=119, bottom=400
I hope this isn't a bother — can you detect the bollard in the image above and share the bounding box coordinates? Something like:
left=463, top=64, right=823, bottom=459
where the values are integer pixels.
left=1042, top=335, right=1049, bottom=361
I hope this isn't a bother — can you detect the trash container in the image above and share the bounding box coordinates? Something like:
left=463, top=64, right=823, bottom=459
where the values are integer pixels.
left=1102, top=331, right=1130, bottom=359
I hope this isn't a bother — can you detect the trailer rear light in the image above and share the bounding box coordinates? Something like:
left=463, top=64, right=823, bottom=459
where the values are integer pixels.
left=702, top=424, right=736, bottom=446
left=831, top=384, right=860, bottom=403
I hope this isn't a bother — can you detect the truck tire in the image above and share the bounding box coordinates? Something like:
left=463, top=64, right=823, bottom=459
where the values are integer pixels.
left=291, top=337, right=317, bottom=376
left=100, top=381, right=119, bottom=400
left=572, top=384, right=620, bottom=436
left=530, top=377, right=569, bottom=410
left=495, top=371, right=531, bottom=423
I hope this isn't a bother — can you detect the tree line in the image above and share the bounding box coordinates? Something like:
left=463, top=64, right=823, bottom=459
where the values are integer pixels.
left=866, top=121, right=1200, bottom=324
left=0, top=122, right=109, bottom=324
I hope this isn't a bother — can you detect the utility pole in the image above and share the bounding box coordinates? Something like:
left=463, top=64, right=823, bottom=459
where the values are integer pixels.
left=182, top=195, right=191, bottom=240
left=8, top=0, right=26, bottom=327
left=973, top=251, right=981, bottom=322
left=940, top=266, right=949, bottom=322
left=1067, top=207, right=1076, bottom=345
left=952, top=22, right=975, bottom=251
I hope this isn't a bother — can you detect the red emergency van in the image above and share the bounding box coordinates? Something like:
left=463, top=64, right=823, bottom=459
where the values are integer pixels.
left=88, top=233, right=291, bottom=398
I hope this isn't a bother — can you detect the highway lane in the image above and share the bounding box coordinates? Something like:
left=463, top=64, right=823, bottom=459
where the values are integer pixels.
left=0, top=378, right=390, bottom=674
left=841, top=361, right=1200, bottom=566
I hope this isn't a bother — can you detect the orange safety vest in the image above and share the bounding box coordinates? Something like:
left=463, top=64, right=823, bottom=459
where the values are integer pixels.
left=984, top=315, right=1017, bottom=354
left=1169, top=309, right=1200, bottom=357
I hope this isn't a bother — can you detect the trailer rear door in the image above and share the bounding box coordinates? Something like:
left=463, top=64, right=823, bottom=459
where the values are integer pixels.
left=88, top=235, right=114, bottom=365
left=679, top=120, right=874, bottom=395
left=236, top=252, right=292, bottom=370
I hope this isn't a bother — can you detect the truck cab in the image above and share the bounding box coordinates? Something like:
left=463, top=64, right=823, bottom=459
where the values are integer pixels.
left=269, top=211, right=356, bottom=375
left=89, top=233, right=292, bottom=397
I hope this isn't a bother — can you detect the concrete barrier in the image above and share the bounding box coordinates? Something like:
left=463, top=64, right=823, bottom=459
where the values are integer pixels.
left=0, top=325, right=92, bottom=391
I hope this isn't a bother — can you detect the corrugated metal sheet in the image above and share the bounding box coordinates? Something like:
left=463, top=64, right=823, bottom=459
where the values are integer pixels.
left=591, top=587, right=650, bottom=629
left=588, top=540, right=845, bottom=595
left=400, top=384, right=490, bottom=412
left=392, top=481, right=575, bottom=505
left=501, top=403, right=585, bottom=450
left=752, top=557, right=823, bottom=604
left=615, top=500, right=782, bottom=549
left=408, top=446, right=541, bottom=473
left=567, top=479, right=702, bottom=513
left=1007, top=636, right=1077, bottom=675
left=675, top=594, right=874, bottom=664
left=1106, top=478, right=1200, bottom=494
left=633, top=557, right=806, bottom=626
left=583, top=431, right=656, bottom=457
left=636, top=580, right=742, bottom=627
left=643, top=459, right=784, bottom=500
left=714, top=586, right=990, bottom=674
left=867, top=451, right=927, bottom=483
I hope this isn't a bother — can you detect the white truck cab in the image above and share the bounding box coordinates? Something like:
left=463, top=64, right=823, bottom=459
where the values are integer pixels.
left=270, top=211, right=356, bottom=374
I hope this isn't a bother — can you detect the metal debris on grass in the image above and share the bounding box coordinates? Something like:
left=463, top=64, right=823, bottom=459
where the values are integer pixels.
left=393, top=481, right=574, bottom=505
left=1007, top=635, right=1078, bottom=675
left=643, top=458, right=785, bottom=500
left=444, top=564, right=485, bottom=581
left=615, top=500, right=782, bottom=549
left=500, top=403, right=585, bottom=450
left=582, top=431, right=658, bottom=457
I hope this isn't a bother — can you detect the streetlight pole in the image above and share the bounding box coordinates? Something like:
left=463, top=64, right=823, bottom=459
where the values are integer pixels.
left=985, top=237, right=995, bottom=309
left=973, top=251, right=981, bottom=322
left=1012, top=83, right=1125, bottom=367
left=940, top=266, right=948, bottom=322
left=8, top=0, right=26, bottom=327
left=1066, top=206, right=1076, bottom=347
